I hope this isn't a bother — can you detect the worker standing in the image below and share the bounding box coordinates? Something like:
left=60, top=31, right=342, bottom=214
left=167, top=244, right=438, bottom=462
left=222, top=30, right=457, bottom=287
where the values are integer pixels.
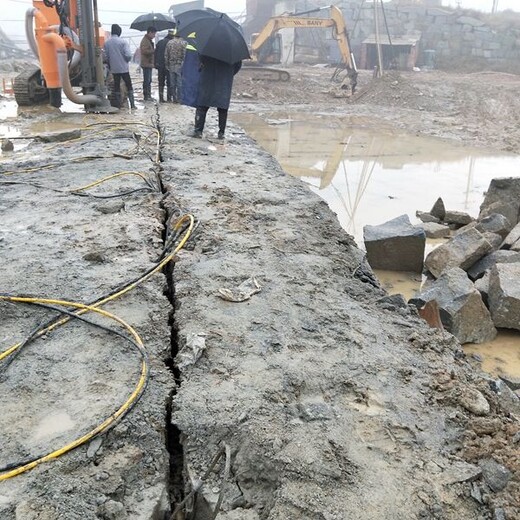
left=140, top=26, right=157, bottom=101
left=103, top=24, right=136, bottom=109
left=154, top=29, right=174, bottom=103
left=191, top=56, right=242, bottom=139
left=165, top=30, right=186, bottom=103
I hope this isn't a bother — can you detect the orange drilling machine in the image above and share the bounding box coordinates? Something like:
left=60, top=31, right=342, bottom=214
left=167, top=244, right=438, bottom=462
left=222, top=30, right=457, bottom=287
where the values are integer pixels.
left=15, top=0, right=114, bottom=112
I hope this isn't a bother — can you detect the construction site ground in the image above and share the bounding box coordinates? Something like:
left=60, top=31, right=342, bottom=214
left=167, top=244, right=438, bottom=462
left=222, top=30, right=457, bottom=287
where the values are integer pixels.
left=0, top=64, right=519, bottom=520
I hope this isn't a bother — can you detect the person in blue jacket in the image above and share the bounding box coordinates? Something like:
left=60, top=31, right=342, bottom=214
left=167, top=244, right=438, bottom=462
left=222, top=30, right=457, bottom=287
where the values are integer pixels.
left=191, top=55, right=242, bottom=139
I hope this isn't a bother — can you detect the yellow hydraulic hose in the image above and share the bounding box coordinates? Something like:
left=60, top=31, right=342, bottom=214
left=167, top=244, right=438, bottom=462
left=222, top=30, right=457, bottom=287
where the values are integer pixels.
left=0, top=215, right=195, bottom=479
left=0, top=298, right=147, bottom=481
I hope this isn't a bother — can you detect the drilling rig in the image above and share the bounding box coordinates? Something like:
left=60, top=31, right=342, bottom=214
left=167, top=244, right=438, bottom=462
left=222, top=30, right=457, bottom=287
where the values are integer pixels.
left=15, top=0, right=114, bottom=112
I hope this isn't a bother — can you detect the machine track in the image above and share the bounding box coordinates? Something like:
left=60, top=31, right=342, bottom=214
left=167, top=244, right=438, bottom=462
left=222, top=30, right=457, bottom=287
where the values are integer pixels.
left=241, top=66, right=291, bottom=82
left=14, top=68, right=49, bottom=106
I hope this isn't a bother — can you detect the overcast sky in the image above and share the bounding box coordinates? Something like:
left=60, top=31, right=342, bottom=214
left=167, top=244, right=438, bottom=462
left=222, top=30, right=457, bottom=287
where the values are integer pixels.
left=1, top=0, right=518, bottom=41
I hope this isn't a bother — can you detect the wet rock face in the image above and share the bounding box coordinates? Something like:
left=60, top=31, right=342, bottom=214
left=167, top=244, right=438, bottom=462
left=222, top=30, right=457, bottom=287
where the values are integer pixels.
left=488, top=263, right=520, bottom=331
left=475, top=213, right=513, bottom=239
left=467, top=250, right=520, bottom=281
left=363, top=214, right=425, bottom=273
left=479, top=458, right=512, bottom=492
left=424, top=228, right=493, bottom=279
left=411, top=267, right=496, bottom=344
left=479, top=177, right=520, bottom=227
left=501, top=222, right=520, bottom=250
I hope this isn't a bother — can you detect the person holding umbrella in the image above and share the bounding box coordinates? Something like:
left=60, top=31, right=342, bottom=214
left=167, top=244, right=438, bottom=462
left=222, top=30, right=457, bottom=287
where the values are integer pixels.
left=175, top=9, right=250, bottom=139
left=192, top=57, right=241, bottom=139
left=140, top=26, right=157, bottom=101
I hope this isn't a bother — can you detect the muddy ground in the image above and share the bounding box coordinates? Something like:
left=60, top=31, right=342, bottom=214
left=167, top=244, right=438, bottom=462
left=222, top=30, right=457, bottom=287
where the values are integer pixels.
left=0, top=64, right=519, bottom=519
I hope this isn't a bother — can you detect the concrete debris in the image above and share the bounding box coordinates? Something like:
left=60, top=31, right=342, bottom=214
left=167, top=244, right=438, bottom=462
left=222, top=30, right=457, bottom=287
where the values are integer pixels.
left=176, top=333, right=207, bottom=370
left=492, top=380, right=520, bottom=416
left=430, top=197, right=446, bottom=220
left=459, top=387, right=490, bottom=416
left=482, top=232, right=503, bottom=250
left=479, top=458, right=512, bottom=492
left=416, top=210, right=441, bottom=224
left=87, top=437, right=104, bottom=458
left=444, top=210, right=474, bottom=227
left=217, top=277, right=262, bottom=302
left=95, top=201, right=125, bottom=214
left=410, top=268, right=496, bottom=344
left=36, top=129, right=82, bottom=143
left=501, top=222, right=520, bottom=250
left=479, top=177, right=520, bottom=227
left=467, top=250, right=520, bottom=281
left=441, top=460, right=482, bottom=484
left=499, top=374, right=520, bottom=391
left=488, top=263, right=520, bottom=331
left=474, top=272, right=490, bottom=306
left=363, top=214, right=425, bottom=273
left=424, top=228, right=493, bottom=278
left=475, top=213, right=513, bottom=239
left=418, top=221, right=450, bottom=239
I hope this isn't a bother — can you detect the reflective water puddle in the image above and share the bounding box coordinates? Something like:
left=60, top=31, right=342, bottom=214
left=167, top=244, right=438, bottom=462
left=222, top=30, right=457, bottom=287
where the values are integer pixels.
left=234, top=111, right=520, bottom=378
left=232, top=112, right=520, bottom=245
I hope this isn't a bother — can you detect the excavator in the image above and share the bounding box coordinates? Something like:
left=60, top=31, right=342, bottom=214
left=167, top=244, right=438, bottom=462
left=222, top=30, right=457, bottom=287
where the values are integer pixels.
left=14, top=0, right=114, bottom=112
left=247, top=5, right=358, bottom=93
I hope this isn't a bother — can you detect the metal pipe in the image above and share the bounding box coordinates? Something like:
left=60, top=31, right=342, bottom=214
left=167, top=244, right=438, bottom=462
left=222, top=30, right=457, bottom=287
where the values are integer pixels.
left=56, top=46, right=102, bottom=105
left=25, top=8, right=39, bottom=58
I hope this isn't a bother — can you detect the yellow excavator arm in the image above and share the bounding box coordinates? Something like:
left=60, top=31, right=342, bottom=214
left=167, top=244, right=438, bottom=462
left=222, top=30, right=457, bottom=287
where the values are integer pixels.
left=250, top=5, right=357, bottom=91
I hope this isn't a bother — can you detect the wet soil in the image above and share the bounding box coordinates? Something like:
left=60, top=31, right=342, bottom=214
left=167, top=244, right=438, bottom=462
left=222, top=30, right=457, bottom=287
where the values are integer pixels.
left=0, top=64, right=519, bottom=519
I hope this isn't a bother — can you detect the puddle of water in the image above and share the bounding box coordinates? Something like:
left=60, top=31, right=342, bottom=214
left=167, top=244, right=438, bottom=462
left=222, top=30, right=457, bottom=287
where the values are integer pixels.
left=232, top=112, right=520, bottom=246
left=233, top=112, right=520, bottom=378
left=465, top=331, right=520, bottom=379
left=32, top=412, right=75, bottom=441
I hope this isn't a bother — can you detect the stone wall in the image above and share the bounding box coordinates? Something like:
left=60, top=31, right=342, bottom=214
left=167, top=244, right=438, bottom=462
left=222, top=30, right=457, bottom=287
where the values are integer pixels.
left=257, top=0, right=520, bottom=72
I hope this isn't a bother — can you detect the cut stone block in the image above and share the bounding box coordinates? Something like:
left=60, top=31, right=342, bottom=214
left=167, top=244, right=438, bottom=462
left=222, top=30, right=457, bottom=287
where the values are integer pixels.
left=411, top=268, right=497, bottom=344
left=488, top=263, right=520, bottom=331
left=467, top=250, right=520, bottom=281
left=482, top=232, right=502, bottom=250
left=419, top=222, right=450, bottom=239
left=416, top=210, right=440, bottom=224
left=501, top=222, right=520, bottom=250
left=363, top=215, right=426, bottom=273
left=479, top=177, right=520, bottom=226
left=474, top=272, right=490, bottom=307
left=444, top=210, right=474, bottom=227
left=424, top=228, right=493, bottom=278
left=475, top=213, right=512, bottom=239
left=430, top=197, right=446, bottom=220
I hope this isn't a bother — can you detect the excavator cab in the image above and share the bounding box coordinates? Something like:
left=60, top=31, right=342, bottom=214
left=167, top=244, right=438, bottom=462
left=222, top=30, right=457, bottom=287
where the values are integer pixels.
left=251, top=33, right=282, bottom=65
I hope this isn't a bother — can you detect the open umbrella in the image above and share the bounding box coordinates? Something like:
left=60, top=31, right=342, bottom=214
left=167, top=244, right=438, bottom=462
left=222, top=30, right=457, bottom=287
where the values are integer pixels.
left=175, top=9, right=250, bottom=65
left=130, top=13, right=176, bottom=32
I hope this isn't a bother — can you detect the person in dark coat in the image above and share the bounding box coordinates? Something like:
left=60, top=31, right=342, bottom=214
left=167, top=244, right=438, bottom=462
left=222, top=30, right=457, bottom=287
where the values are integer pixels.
left=154, top=29, right=174, bottom=102
left=191, top=55, right=242, bottom=139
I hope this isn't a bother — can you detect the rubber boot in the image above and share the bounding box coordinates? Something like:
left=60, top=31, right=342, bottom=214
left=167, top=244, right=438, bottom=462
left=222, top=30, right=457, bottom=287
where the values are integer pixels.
left=159, top=88, right=165, bottom=103
left=127, top=90, right=136, bottom=109
left=218, top=109, right=228, bottom=139
left=192, top=108, right=206, bottom=138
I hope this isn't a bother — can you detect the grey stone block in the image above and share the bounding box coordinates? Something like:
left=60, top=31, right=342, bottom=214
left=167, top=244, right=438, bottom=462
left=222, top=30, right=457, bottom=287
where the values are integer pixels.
left=444, top=210, right=474, bottom=227
left=412, top=268, right=496, bottom=344
left=467, top=250, right=520, bottom=281
left=416, top=210, right=440, bottom=224
left=364, top=215, right=426, bottom=273
left=479, top=458, right=512, bottom=492
left=480, top=178, right=520, bottom=226
left=419, top=222, right=450, bottom=239
left=430, top=197, right=446, bottom=220
left=488, top=264, right=520, bottom=331
left=501, top=222, right=520, bottom=249
left=475, top=213, right=513, bottom=238
left=424, top=228, right=493, bottom=278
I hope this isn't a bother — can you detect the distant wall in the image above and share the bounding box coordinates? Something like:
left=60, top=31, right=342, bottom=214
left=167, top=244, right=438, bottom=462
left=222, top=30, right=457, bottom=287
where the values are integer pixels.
left=252, top=0, right=520, bottom=72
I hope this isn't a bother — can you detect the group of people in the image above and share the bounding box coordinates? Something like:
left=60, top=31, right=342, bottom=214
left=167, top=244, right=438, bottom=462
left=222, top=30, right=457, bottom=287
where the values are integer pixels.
left=103, top=23, right=242, bottom=139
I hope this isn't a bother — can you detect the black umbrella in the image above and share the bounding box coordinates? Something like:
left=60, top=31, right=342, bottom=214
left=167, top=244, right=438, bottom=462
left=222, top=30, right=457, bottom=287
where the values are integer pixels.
left=175, top=9, right=250, bottom=65
left=130, top=13, right=176, bottom=32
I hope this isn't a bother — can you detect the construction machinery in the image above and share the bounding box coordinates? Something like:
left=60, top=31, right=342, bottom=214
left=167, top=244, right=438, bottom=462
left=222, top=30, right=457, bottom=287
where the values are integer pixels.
left=247, top=5, right=358, bottom=92
left=15, top=0, right=114, bottom=112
